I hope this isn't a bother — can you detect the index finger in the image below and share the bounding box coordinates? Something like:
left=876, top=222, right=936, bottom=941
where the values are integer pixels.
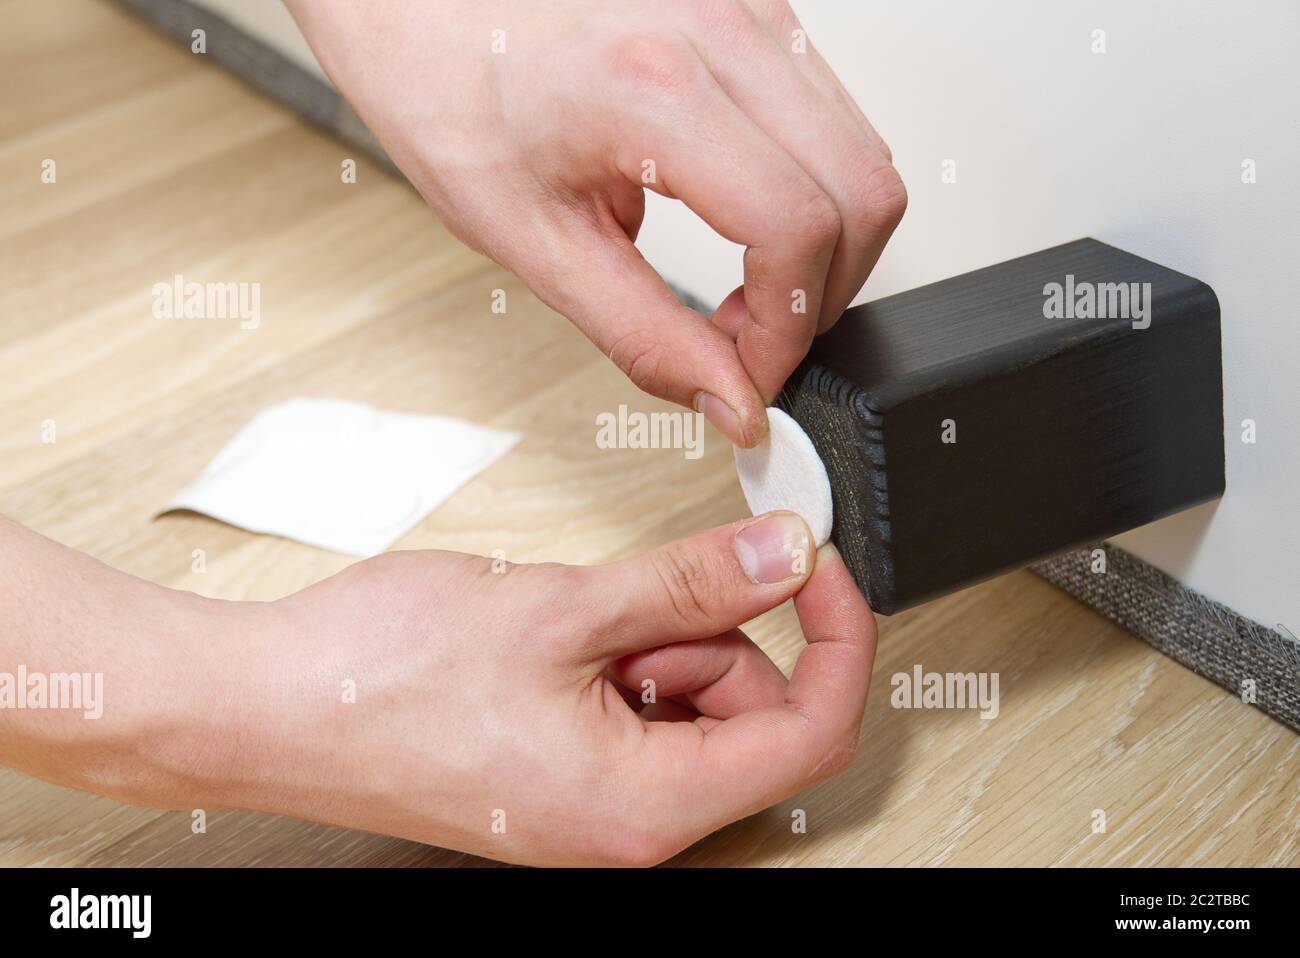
left=614, top=69, right=840, bottom=404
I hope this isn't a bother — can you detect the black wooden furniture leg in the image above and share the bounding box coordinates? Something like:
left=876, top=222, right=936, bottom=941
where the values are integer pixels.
left=778, top=238, right=1224, bottom=614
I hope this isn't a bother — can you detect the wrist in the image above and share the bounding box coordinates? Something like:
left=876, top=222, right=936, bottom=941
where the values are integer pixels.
left=66, top=585, right=286, bottom=813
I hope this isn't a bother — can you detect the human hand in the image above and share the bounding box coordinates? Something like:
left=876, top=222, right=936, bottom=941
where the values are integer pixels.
left=210, top=511, right=876, bottom=866
left=286, top=0, right=907, bottom=447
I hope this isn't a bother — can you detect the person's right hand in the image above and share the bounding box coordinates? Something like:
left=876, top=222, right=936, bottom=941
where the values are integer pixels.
left=286, top=0, right=907, bottom=447
left=196, top=511, right=876, bottom=866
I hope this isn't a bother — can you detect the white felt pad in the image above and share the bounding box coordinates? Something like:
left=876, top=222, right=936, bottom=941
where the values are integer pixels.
left=733, top=407, right=833, bottom=546
left=162, top=398, right=520, bottom=556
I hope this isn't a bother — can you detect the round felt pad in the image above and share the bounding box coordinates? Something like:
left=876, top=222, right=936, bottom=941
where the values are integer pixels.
left=733, top=408, right=834, bottom=547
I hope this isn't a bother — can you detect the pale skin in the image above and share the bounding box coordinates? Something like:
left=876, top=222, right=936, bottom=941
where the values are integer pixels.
left=285, top=0, right=907, bottom=445
left=1, top=514, right=874, bottom=866
left=1, top=0, right=901, bottom=866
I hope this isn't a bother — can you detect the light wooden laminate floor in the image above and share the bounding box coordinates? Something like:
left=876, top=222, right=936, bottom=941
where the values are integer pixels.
left=0, top=0, right=1295, bottom=866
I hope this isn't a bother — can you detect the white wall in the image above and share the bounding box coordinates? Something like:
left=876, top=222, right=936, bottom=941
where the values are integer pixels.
left=194, top=0, right=325, bottom=79
left=199, top=0, right=1298, bottom=630
left=636, top=0, right=1299, bottom=632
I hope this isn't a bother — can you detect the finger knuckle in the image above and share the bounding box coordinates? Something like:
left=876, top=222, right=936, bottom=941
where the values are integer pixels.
left=651, top=545, right=719, bottom=631
left=793, top=190, right=842, bottom=249
left=606, top=328, right=668, bottom=394
left=749, top=0, right=798, bottom=31
left=849, top=163, right=908, bottom=233
left=691, top=0, right=761, bottom=40
left=812, top=732, right=861, bottom=781
left=603, top=34, right=699, bottom=94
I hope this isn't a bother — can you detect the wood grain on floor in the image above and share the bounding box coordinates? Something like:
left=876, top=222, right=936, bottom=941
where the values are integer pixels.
left=0, top=0, right=1295, bottom=866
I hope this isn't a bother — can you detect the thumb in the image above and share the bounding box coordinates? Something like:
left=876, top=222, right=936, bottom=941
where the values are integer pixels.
left=573, top=511, right=815, bottom=662
left=517, top=212, right=769, bottom=447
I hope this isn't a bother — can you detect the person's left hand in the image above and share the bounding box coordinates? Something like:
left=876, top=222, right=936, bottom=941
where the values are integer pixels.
left=173, top=512, right=878, bottom=866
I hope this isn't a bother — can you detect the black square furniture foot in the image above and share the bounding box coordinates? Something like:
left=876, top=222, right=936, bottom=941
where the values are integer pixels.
left=778, top=238, right=1224, bottom=614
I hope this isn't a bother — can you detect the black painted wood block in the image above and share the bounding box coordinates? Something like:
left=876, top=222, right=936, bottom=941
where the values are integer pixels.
left=778, top=238, right=1224, bottom=614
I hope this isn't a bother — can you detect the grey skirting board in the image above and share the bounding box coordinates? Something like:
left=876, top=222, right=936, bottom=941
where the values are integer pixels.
left=117, top=0, right=1300, bottom=733
left=1034, top=545, right=1299, bottom=732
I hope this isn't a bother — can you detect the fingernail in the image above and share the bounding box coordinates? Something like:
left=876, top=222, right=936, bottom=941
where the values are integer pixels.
left=694, top=391, right=745, bottom=446
left=733, top=512, right=812, bottom=584
left=695, top=391, right=769, bottom=448
left=817, top=541, right=841, bottom=564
